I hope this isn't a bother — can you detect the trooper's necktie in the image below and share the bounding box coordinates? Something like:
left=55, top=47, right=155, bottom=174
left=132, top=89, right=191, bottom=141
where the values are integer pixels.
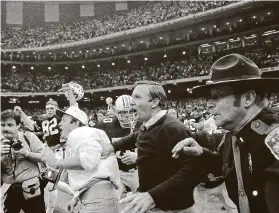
left=232, top=135, right=251, bottom=213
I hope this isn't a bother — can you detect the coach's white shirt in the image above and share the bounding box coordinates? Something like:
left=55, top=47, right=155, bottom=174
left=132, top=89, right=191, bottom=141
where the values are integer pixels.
left=65, top=126, right=120, bottom=192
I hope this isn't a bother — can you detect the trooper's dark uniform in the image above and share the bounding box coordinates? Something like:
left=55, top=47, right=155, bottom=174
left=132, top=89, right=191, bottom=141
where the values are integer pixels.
left=199, top=109, right=279, bottom=213
left=190, top=53, right=279, bottom=213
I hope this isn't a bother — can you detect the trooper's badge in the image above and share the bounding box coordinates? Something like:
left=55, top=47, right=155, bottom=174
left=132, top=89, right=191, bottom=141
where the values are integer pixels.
left=265, top=127, right=279, bottom=160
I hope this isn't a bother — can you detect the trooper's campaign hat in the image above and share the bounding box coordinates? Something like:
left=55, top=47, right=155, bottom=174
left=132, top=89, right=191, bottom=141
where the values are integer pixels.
left=192, top=54, right=279, bottom=97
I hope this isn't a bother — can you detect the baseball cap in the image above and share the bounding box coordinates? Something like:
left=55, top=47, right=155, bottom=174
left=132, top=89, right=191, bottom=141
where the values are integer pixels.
left=58, top=106, right=88, bottom=125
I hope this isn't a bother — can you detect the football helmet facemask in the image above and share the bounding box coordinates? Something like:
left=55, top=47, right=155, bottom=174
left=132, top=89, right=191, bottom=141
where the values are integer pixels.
left=115, top=95, right=138, bottom=129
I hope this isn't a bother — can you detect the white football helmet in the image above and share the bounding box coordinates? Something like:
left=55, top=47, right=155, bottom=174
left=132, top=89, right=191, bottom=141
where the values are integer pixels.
left=64, top=82, right=84, bottom=101
left=115, top=95, right=138, bottom=130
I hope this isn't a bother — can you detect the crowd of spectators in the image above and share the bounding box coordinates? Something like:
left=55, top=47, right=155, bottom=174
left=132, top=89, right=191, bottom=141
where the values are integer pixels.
left=1, top=1, right=232, bottom=49
left=17, top=93, right=279, bottom=128
left=2, top=44, right=278, bottom=93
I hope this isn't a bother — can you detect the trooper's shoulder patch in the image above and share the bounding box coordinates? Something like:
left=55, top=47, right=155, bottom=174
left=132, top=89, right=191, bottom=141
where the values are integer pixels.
left=265, top=126, right=279, bottom=160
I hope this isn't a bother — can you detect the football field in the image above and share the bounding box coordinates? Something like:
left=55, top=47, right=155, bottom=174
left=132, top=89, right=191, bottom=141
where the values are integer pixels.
left=53, top=183, right=237, bottom=213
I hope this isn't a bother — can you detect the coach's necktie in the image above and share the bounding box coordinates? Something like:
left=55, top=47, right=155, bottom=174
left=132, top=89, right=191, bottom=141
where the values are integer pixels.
left=232, top=136, right=251, bottom=213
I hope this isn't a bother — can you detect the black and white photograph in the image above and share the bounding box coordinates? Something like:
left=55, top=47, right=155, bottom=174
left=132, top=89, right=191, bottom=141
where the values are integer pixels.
left=1, top=0, right=279, bottom=213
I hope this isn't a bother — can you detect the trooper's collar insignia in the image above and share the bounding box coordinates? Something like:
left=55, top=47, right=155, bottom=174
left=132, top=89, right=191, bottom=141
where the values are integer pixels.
left=265, top=127, right=279, bottom=160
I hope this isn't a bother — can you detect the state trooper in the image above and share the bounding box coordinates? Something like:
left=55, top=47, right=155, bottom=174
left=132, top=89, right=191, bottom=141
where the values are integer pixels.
left=172, top=54, right=279, bottom=213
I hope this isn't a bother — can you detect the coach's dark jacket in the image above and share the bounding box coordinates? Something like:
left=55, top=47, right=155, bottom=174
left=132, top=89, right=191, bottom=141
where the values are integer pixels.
left=112, top=114, right=205, bottom=210
left=196, top=109, right=279, bottom=213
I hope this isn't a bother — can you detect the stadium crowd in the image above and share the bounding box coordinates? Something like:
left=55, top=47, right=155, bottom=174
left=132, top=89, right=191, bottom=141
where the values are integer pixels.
left=1, top=1, right=232, bottom=49
left=15, top=93, right=279, bottom=129
left=2, top=44, right=279, bottom=93
left=1, top=57, right=279, bottom=213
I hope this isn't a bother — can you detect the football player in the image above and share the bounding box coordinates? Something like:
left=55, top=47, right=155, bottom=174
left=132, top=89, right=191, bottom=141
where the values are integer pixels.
left=95, top=95, right=140, bottom=198
left=14, top=99, right=61, bottom=147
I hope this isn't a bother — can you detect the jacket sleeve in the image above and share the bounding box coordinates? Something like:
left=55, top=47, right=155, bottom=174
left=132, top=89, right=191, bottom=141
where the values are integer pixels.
left=193, top=131, right=224, bottom=176
left=147, top=122, right=207, bottom=209
left=111, top=132, right=138, bottom=151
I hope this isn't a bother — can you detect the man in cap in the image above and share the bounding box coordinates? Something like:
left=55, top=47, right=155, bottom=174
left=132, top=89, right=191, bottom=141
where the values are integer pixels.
left=41, top=106, right=120, bottom=213
left=172, top=54, right=279, bottom=213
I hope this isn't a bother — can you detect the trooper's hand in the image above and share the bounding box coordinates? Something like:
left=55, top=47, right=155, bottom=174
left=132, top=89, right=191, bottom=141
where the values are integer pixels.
left=1, top=139, right=11, bottom=156
left=172, top=138, right=203, bottom=158
left=120, top=151, right=137, bottom=165
left=100, top=142, right=115, bottom=158
left=14, top=106, right=23, bottom=116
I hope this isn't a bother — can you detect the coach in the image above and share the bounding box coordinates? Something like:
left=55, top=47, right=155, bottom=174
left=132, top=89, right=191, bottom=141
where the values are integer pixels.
left=101, top=80, right=205, bottom=212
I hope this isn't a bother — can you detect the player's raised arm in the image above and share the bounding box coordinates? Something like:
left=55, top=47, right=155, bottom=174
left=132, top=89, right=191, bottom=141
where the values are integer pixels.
left=14, top=106, right=35, bottom=131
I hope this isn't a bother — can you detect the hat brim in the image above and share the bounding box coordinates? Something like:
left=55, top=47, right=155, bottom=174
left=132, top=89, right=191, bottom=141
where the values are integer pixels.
left=192, top=78, right=279, bottom=98
left=56, top=109, right=66, bottom=119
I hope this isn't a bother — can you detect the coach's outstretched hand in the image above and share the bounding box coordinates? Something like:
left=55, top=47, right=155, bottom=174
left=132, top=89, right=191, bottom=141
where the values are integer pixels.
left=172, top=138, right=203, bottom=158
left=120, top=192, right=155, bottom=213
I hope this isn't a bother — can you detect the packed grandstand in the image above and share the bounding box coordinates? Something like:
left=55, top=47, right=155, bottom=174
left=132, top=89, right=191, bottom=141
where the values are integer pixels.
left=1, top=1, right=279, bottom=213
left=1, top=0, right=279, bottom=126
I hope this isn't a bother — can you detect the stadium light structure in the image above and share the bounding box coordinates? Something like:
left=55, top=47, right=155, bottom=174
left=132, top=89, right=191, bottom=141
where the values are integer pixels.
left=163, top=54, right=167, bottom=58
left=239, top=19, right=243, bottom=22
left=82, top=65, right=85, bottom=68
left=144, top=57, right=148, bottom=61
left=106, top=47, right=109, bottom=50
left=97, top=64, right=100, bottom=68
left=127, top=60, right=131, bottom=63
left=267, top=12, right=271, bottom=15
left=31, top=66, right=34, bottom=70
left=12, top=65, right=16, bottom=69
left=182, top=51, right=186, bottom=55
left=65, top=66, right=68, bottom=69
left=48, top=67, right=51, bottom=70
left=112, top=62, right=115, bottom=66
left=71, top=52, right=74, bottom=54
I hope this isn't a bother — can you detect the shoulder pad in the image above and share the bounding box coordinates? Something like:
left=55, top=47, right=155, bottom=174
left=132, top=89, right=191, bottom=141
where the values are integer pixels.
left=251, top=119, right=279, bottom=135
left=265, top=127, right=279, bottom=160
